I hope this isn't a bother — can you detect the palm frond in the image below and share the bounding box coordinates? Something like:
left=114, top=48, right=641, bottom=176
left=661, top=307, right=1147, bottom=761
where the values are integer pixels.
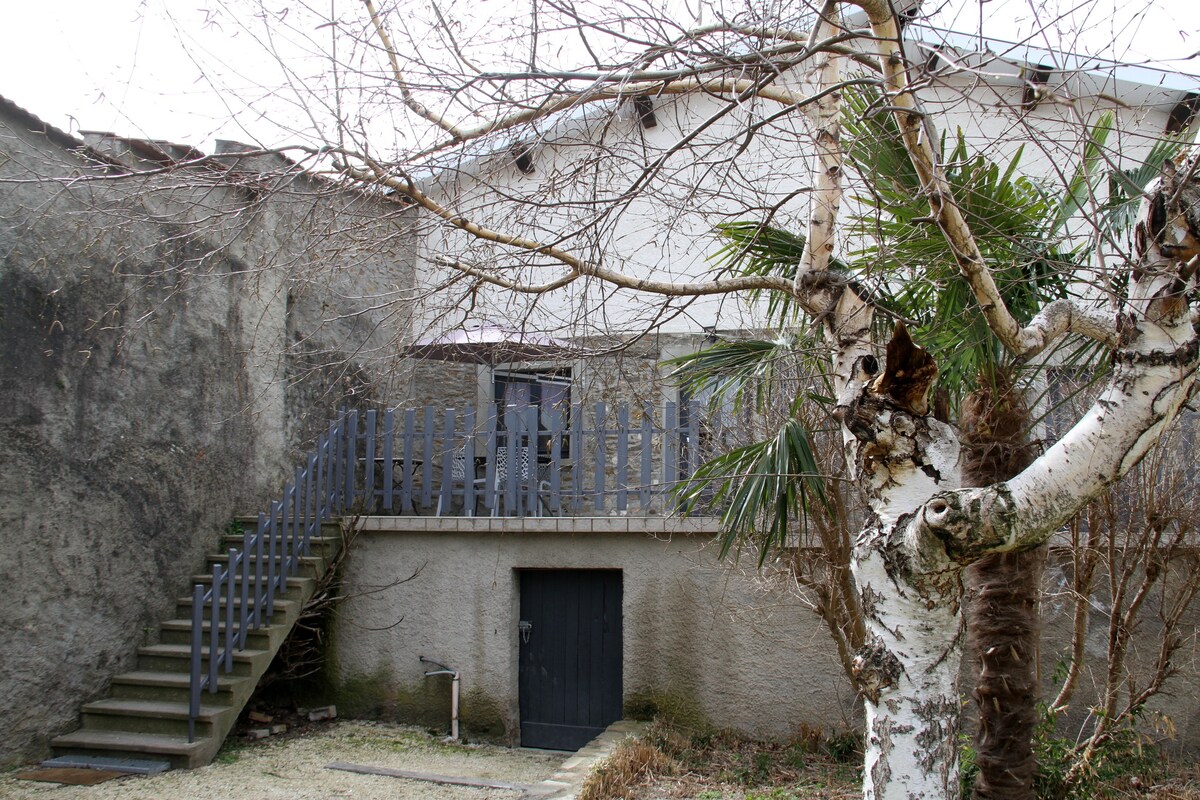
left=665, top=337, right=804, bottom=414
left=711, top=221, right=852, bottom=326
left=674, top=417, right=831, bottom=566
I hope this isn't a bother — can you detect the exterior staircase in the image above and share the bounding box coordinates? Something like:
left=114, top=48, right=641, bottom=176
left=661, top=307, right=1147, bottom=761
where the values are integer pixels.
left=49, top=521, right=345, bottom=769
left=49, top=410, right=362, bottom=770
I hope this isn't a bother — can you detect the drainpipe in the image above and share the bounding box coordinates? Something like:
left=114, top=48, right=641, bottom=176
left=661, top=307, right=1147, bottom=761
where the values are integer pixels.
left=420, top=656, right=460, bottom=741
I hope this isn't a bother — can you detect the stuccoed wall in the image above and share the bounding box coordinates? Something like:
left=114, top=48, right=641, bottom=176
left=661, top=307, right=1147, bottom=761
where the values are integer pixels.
left=0, top=100, right=416, bottom=765
left=331, top=518, right=859, bottom=743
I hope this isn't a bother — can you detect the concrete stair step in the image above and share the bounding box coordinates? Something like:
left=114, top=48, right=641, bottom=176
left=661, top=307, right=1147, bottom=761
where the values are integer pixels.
left=50, top=729, right=208, bottom=769
left=41, top=754, right=172, bottom=775
left=158, top=619, right=276, bottom=648
left=189, top=574, right=316, bottom=591
left=137, top=644, right=273, bottom=677
left=108, top=671, right=252, bottom=704
left=207, top=554, right=326, bottom=570
left=174, top=595, right=298, bottom=622
left=81, top=699, right=230, bottom=737
left=220, top=534, right=341, bottom=551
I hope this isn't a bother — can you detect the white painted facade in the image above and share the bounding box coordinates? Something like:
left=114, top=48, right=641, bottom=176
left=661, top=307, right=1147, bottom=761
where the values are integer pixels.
left=407, top=24, right=1197, bottom=344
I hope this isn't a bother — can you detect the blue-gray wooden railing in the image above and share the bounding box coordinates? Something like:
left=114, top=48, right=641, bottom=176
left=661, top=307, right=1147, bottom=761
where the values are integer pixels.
left=187, top=412, right=352, bottom=741
left=187, top=400, right=708, bottom=740
left=360, top=400, right=706, bottom=517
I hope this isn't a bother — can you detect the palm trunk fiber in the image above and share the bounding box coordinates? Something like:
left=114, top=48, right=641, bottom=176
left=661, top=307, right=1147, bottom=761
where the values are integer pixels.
left=961, top=376, right=1042, bottom=800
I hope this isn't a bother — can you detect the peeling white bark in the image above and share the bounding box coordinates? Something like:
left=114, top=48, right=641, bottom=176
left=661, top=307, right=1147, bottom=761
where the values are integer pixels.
left=1009, top=277, right=1198, bottom=540
left=797, top=11, right=845, bottom=287
left=854, top=543, right=963, bottom=800
left=839, top=365, right=966, bottom=798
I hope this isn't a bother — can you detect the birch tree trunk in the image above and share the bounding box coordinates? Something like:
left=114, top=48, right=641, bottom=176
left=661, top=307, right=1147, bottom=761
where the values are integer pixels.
left=830, top=157, right=1200, bottom=800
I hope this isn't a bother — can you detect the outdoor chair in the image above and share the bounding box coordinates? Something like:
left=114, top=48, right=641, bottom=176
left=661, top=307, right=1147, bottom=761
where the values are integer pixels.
left=436, top=445, right=549, bottom=516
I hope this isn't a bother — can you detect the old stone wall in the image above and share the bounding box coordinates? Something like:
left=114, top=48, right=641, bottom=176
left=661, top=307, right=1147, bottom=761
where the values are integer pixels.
left=0, top=101, right=417, bottom=765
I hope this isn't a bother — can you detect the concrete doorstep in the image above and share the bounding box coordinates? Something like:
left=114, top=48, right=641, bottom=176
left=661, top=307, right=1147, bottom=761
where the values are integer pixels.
left=532, top=720, right=647, bottom=800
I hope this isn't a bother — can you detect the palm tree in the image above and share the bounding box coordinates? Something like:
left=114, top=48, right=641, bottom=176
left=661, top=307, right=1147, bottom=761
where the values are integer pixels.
left=673, top=91, right=1183, bottom=800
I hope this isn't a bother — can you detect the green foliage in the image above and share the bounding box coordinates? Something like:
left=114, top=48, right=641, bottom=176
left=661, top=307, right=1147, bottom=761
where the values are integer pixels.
left=665, top=335, right=826, bottom=417
left=710, top=222, right=852, bottom=327
left=825, top=729, right=864, bottom=764
left=1033, top=710, right=1159, bottom=800
left=672, top=85, right=1179, bottom=570
left=675, top=416, right=830, bottom=565
left=745, top=789, right=805, bottom=800
left=842, top=87, right=1078, bottom=401
left=958, top=705, right=1163, bottom=800
left=958, top=734, right=979, bottom=796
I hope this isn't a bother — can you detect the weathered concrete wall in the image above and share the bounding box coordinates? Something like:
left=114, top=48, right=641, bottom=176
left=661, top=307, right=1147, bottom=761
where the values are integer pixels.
left=0, top=101, right=417, bottom=765
left=331, top=518, right=859, bottom=744
left=332, top=520, right=1200, bottom=751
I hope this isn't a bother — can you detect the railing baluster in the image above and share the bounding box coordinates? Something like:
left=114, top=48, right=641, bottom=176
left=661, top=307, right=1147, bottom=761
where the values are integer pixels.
left=305, top=454, right=318, bottom=554
left=548, top=407, right=563, bottom=514
left=504, top=406, right=518, bottom=515
left=617, top=404, right=629, bottom=512
left=640, top=404, right=653, bottom=510
left=463, top=407, right=476, bottom=516
left=327, top=419, right=339, bottom=515
left=664, top=401, right=679, bottom=510
left=208, top=566, right=221, bottom=694
left=594, top=403, right=607, bottom=511
left=685, top=399, right=701, bottom=480
left=315, top=431, right=327, bottom=522
left=382, top=409, right=395, bottom=512
left=332, top=412, right=344, bottom=512
left=225, top=550, right=236, bottom=672
left=364, top=409, right=377, bottom=511
left=480, top=404, right=497, bottom=514
left=524, top=406, right=538, bottom=516
left=253, top=512, right=266, bottom=628
left=421, top=406, right=435, bottom=510
left=402, top=409, right=416, bottom=514
left=240, top=527, right=251, bottom=647
left=266, top=501, right=279, bottom=619
left=344, top=411, right=358, bottom=508
left=292, top=468, right=304, bottom=575
left=440, top=409, right=456, bottom=514
left=189, top=584, right=205, bottom=742
left=278, top=486, right=291, bottom=595
left=570, top=403, right=583, bottom=510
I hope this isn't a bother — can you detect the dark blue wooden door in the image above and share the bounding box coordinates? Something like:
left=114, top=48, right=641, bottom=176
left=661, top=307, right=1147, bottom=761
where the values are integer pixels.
left=518, top=569, right=623, bottom=750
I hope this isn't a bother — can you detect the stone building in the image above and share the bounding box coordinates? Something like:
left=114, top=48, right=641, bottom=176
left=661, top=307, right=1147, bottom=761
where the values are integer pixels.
left=0, top=95, right=417, bottom=765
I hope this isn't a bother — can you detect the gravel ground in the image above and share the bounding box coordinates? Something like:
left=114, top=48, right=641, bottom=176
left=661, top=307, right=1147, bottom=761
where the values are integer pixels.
left=1, top=722, right=567, bottom=800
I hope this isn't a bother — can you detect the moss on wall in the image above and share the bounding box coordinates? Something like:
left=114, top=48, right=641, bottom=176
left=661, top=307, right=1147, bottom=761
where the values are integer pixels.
left=624, top=687, right=710, bottom=732
left=333, top=671, right=510, bottom=744
left=335, top=670, right=453, bottom=731
left=460, top=687, right=508, bottom=743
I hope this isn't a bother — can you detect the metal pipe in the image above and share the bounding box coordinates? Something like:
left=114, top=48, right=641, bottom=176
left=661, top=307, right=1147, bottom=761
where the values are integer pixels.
left=420, top=656, right=460, bottom=741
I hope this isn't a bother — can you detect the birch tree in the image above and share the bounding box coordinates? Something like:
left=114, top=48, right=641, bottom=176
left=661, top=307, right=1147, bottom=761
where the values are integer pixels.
left=146, top=0, right=1200, bottom=796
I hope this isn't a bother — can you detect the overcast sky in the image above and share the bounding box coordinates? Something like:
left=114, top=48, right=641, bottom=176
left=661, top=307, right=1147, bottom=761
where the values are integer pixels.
left=3, top=0, right=1196, bottom=152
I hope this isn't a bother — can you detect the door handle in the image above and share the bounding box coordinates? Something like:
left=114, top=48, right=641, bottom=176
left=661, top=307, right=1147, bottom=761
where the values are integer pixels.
left=518, top=620, right=532, bottom=643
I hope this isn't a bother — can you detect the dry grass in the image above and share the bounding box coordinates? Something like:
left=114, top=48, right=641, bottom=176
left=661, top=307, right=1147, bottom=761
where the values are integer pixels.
left=1140, top=764, right=1200, bottom=799
left=579, top=738, right=677, bottom=800
left=577, top=723, right=859, bottom=800
left=579, top=721, right=1200, bottom=800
